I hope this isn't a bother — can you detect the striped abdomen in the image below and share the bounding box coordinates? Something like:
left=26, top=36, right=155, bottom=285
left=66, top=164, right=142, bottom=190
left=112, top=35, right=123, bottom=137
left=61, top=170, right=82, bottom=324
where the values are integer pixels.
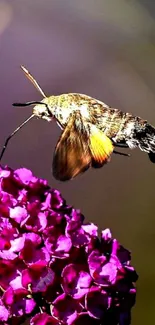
left=95, top=107, right=155, bottom=156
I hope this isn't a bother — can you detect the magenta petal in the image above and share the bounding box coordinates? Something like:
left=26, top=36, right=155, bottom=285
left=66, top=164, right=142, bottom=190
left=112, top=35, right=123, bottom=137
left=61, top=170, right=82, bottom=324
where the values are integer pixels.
left=0, top=301, right=9, bottom=321
left=95, top=261, right=118, bottom=286
left=44, top=232, right=72, bottom=259
left=24, top=212, right=47, bottom=232
left=22, top=269, right=32, bottom=288
left=47, top=211, right=64, bottom=226
left=37, top=212, right=48, bottom=230
left=88, top=250, right=122, bottom=286
left=88, top=250, right=106, bottom=278
left=77, top=271, right=92, bottom=290
left=10, top=206, right=28, bottom=223
left=86, top=290, right=110, bottom=319
left=55, top=235, right=72, bottom=253
left=41, top=193, right=52, bottom=210
left=0, top=170, right=11, bottom=178
left=0, top=259, right=19, bottom=289
left=10, top=275, right=23, bottom=290
left=12, top=297, right=36, bottom=316
left=24, top=233, right=42, bottom=246
left=25, top=298, right=36, bottom=313
left=20, top=240, right=50, bottom=265
left=10, top=236, right=25, bottom=252
left=31, top=246, right=50, bottom=265
left=14, top=168, right=34, bottom=185
left=53, top=293, right=81, bottom=325
left=50, top=189, right=64, bottom=209
left=82, top=223, right=98, bottom=237
left=65, top=209, right=84, bottom=234
left=101, top=228, right=112, bottom=242
left=71, top=209, right=84, bottom=223
left=3, top=287, right=14, bottom=305
left=22, top=268, right=55, bottom=293
left=62, top=264, right=92, bottom=299
left=68, top=227, right=90, bottom=247
left=72, top=313, right=99, bottom=325
left=0, top=236, right=10, bottom=251
left=17, top=188, right=27, bottom=204
left=0, top=250, right=17, bottom=260
left=31, top=312, right=58, bottom=325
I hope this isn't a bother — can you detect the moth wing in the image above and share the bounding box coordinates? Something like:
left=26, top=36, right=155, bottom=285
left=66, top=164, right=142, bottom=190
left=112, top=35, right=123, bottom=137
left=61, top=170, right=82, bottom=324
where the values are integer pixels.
left=52, top=113, right=91, bottom=181
left=88, top=124, right=114, bottom=167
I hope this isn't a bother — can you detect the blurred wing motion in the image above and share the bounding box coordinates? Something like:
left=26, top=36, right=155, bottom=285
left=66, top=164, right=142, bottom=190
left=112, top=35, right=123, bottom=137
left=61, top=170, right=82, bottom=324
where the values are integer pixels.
left=52, top=111, right=114, bottom=181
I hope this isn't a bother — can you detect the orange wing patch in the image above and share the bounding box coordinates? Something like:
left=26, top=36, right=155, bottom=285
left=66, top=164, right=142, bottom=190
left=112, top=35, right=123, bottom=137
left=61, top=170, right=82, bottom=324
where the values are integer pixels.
left=89, top=125, right=114, bottom=167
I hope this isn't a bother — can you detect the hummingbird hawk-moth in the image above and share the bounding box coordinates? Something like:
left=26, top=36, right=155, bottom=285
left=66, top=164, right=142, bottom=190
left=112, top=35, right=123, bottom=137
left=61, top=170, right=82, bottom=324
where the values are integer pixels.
left=1, top=65, right=155, bottom=181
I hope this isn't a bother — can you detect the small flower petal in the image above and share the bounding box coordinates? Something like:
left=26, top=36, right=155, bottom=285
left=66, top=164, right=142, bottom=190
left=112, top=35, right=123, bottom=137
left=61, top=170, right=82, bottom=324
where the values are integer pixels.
left=53, top=293, right=81, bottom=325
left=62, top=264, right=92, bottom=299
left=31, top=312, right=58, bottom=325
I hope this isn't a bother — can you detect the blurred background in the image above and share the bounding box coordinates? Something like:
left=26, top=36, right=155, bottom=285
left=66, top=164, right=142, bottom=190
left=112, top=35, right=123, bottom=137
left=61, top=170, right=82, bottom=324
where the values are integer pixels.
left=0, top=0, right=155, bottom=323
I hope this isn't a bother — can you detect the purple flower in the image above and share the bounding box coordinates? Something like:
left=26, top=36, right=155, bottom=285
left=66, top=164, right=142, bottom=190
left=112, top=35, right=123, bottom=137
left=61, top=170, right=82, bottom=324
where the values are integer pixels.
left=62, top=264, right=92, bottom=298
left=0, top=165, right=138, bottom=324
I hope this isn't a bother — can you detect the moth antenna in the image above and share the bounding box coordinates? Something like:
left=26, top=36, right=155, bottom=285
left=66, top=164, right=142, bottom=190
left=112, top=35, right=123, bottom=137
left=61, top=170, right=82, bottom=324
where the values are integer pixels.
left=0, top=114, right=35, bottom=161
left=20, top=65, right=47, bottom=98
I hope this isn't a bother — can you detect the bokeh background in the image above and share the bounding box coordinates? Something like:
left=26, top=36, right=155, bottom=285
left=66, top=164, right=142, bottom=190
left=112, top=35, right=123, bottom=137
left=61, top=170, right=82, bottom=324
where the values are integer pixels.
left=0, top=0, right=155, bottom=323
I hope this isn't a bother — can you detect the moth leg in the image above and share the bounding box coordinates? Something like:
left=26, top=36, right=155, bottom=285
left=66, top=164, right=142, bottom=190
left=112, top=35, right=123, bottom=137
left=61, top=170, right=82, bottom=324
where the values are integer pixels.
left=112, top=141, right=130, bottom=156
left=113, top=142, right=129, bottom=148
left=113, top=150, right=130, bottom=157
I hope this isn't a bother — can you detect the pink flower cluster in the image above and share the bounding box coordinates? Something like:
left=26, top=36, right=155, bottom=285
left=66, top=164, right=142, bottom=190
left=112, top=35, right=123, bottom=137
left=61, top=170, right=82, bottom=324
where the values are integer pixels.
left=0, top=166, right=138, bottom=325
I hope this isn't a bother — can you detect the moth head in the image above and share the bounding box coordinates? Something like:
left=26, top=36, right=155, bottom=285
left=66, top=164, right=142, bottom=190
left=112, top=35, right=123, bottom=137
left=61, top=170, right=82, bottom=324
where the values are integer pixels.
left=33, top=98, right=53, bottom=122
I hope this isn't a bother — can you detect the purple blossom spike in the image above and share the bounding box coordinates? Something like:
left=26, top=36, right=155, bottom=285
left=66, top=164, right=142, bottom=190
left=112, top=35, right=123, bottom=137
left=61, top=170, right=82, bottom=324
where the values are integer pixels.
left=0, top=165, right=138, bottom=324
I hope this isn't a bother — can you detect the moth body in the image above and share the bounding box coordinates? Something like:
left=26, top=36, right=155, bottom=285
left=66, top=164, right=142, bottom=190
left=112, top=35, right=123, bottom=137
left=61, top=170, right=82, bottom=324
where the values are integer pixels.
left=33, top=93, right=148, bottom=152
left=9, top=65, right=155, bottom=181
